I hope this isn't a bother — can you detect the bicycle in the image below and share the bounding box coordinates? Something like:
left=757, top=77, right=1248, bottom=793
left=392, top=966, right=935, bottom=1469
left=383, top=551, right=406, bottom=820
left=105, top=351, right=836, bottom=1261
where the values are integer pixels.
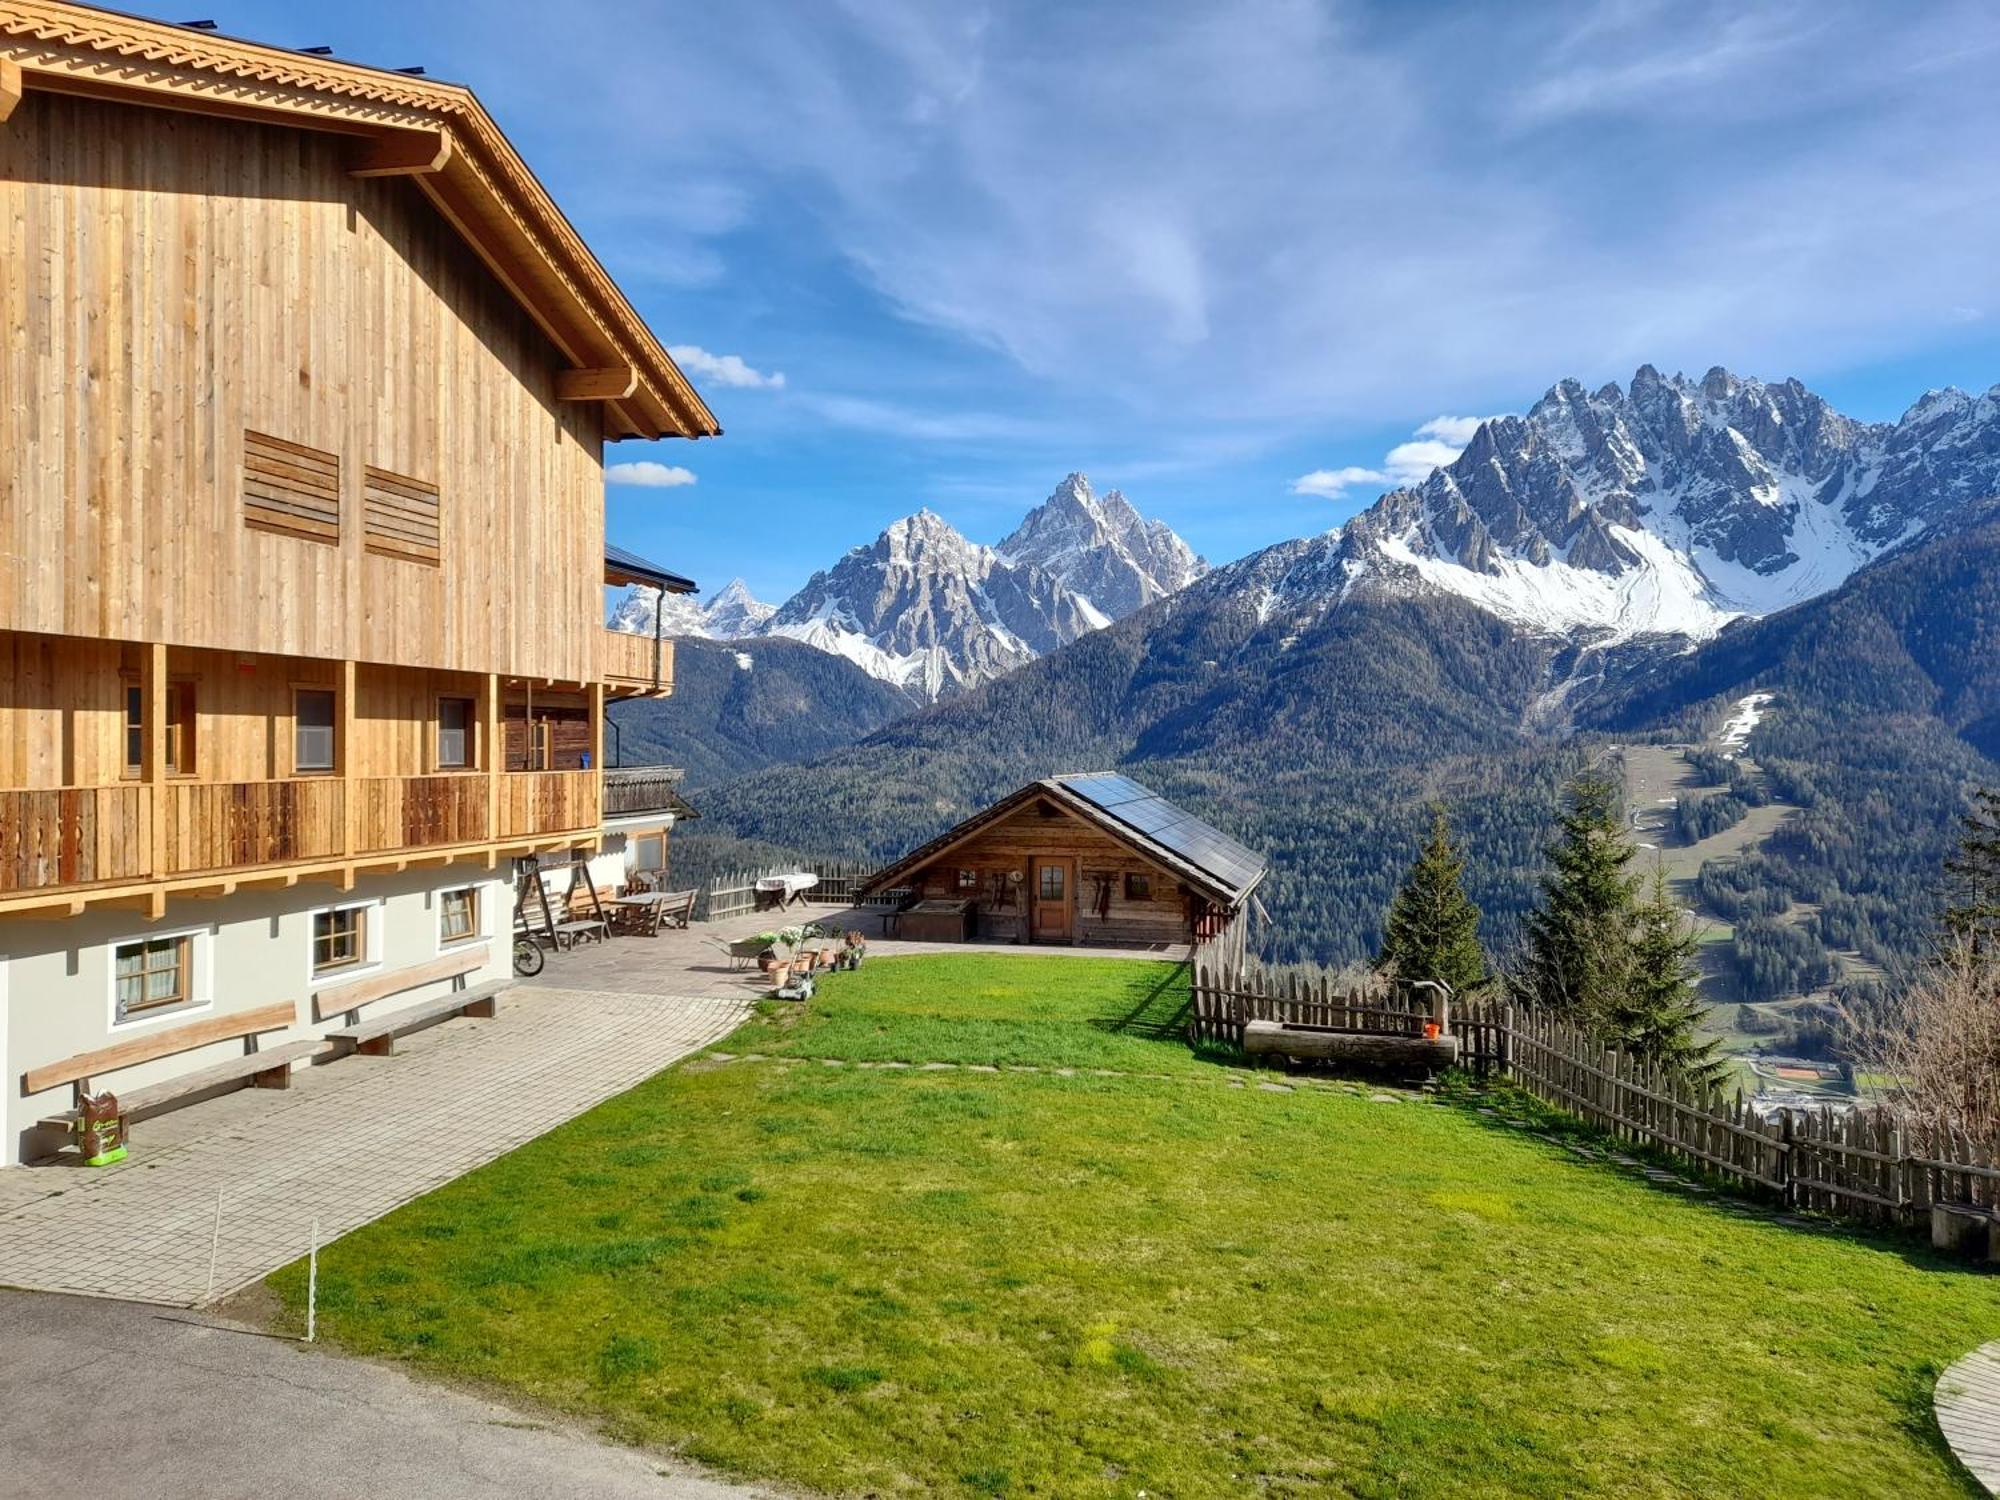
left=513, top=933, right=545, bottom=977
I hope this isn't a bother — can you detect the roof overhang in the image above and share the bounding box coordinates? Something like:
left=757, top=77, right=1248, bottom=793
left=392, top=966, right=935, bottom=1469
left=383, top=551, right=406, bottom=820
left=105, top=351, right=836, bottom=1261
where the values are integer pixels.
left=0, top=1, right=720, bottom=442
left=605, top=545, right=697, bottom=594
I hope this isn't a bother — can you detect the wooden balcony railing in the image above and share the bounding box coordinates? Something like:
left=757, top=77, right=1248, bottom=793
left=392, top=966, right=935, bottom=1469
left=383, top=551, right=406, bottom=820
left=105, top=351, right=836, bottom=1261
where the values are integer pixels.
left=603, top=764, right=688, bottom=819
left=499, top=769, right=599, bottom=838
left=163, top=778, right=345, bottom=876
left=353, top=774, right=488, bottom=853
left=0, top=786, right=151, bottom=893
left=0, top=770, right=603, bottom=901
left=603, top=627, right=672, bottom=693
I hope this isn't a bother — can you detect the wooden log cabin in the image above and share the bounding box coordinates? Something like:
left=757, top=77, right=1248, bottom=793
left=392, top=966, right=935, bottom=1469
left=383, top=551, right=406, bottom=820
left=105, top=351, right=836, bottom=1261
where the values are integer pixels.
left=0, top=2, right=716, bottom=1164
left=858, top=774, right=1267, bottom=955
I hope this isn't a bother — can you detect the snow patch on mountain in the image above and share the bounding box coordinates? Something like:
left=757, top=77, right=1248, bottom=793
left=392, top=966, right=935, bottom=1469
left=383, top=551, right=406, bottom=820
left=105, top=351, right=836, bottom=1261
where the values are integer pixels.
left=608, top=576, right=775, bottom=641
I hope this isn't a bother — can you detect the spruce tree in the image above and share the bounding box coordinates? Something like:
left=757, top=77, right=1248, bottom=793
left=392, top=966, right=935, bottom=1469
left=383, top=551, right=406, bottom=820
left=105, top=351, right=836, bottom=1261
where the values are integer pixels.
left=1516, top=772, right=1641, bottom=1027
left=1616, top=865, right=1723, bottom=1081
left=1374, top=804, right=1485, bottom=994
left=1944, top=787, right=2000, bottom=954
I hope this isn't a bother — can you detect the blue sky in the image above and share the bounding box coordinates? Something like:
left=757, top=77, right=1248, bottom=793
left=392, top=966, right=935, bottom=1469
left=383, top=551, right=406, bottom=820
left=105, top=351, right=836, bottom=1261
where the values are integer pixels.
left=215, top=0, right=2000, bottom=604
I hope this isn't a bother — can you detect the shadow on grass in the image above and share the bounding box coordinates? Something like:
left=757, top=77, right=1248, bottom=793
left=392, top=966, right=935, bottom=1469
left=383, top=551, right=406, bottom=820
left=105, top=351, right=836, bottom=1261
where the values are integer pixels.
left=1083, top=959, right=1194, bottom=1042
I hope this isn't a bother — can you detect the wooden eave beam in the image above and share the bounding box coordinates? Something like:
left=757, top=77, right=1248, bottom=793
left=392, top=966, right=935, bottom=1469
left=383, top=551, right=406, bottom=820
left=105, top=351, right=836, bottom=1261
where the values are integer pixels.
left=347, top=127, right=452, bottom=177
left=0, top=59, right=22, bottom=123
left=556, top=366, right=638, bottom=402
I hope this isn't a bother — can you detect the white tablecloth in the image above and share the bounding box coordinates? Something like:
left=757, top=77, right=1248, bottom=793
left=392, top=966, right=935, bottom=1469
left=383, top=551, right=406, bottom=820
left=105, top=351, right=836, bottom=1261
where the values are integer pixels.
left=756, top=872, right=820, bottom=896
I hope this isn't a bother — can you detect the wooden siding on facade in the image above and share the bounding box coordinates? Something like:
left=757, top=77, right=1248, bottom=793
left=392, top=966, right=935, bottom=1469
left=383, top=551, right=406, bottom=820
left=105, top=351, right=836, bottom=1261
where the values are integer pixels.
left=908, top=802, right=1194, bottom=947
left=0, top=92, right=607, bottom=683
left=361, top=465, right=443, bottom=566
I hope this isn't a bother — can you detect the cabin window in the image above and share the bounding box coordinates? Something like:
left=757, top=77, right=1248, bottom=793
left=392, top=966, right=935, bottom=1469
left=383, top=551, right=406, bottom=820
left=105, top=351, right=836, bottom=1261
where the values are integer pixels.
left=439, top=888, right=479, bottom=945
left=633, top=831, right=667, bottom=873
left=437, top=697, right=474, bottom=769
left=242, top=431, right=340, bottom=545
left=1125, top=873, right=1152, bottom=901
left=114, top=935, right=192, bottom=1021
left=312, top=906, right=368, bottom=975
left=123, top=685, right=143, bottom=777
left=295, top=689, right=336, bottom=772
left=957, top=868, right=977, bottom=890
left=1038, top=864, right=1066, bottom=902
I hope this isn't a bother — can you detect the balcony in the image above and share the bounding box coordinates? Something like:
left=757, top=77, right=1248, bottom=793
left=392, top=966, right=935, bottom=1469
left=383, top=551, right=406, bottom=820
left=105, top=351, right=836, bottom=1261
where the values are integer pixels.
left=603, top=764, right=695, bottom=822
left=0, top=770, right=602, bottom=913
left=602, top=627, right=672, bottom=697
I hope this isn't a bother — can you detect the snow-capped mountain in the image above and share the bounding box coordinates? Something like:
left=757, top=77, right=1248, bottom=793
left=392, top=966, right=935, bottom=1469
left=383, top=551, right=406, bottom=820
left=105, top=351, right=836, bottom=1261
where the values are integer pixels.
left=760, top=509, right=1106, bottom=699
left=1281, top=366, right=2000, bottom=645
left=608, top=476, right=1206, bottom=699
left=998, top=473, right=1208, bottom=618
left=609, top=576, right=775, bottom=640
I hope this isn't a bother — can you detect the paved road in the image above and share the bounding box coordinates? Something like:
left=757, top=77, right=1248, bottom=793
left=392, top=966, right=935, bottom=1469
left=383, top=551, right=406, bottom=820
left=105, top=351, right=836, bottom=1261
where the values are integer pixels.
left=0, top=1290, right=781, bottom=1500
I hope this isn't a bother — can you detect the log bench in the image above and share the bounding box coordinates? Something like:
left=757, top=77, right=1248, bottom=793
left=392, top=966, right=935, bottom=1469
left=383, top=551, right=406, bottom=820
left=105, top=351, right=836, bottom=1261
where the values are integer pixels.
left=27, top=1001, right=316, bottom=1138
left=314, top=945, right=506, bottom=1057
left=1243, top=1018, right=1461, bottom=1070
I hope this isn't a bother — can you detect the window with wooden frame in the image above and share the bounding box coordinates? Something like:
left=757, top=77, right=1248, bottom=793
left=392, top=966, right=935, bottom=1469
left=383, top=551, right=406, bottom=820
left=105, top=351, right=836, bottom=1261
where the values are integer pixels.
left=437, top=696, right=475, bottom=770
left=439, top=887, right=479, bottom=945
left=1124, top=873, right=1152, bottom=901
left=122, top=684, right=143, bottom=778
left=242, top=430, right=340, bottom=545
left=312, top=906, right=368, bottom=975
left=114, top=935, right=193, bottom=1022
left=294, top=688, right=336, bottom=773
left=632, top=831, right=667, bottom=873
left=957, top=868, right=978, bottom=890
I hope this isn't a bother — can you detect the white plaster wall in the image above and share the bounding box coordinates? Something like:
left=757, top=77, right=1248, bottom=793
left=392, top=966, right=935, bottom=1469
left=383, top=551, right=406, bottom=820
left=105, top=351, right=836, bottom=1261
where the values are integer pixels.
left=2, top=866, right=508, bottom=1166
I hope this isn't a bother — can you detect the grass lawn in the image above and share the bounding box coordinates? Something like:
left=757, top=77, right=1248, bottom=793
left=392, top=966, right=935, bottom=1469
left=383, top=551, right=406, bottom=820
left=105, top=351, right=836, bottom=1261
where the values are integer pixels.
left=272, top=955, right=2000, bottom=1498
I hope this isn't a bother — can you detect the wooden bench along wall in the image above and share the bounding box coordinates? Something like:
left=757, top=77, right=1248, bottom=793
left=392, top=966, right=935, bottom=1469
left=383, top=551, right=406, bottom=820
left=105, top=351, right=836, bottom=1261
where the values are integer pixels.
left=313, top=943, right=502, bottom=1056
left=311, top=945, right=490, bottom=1022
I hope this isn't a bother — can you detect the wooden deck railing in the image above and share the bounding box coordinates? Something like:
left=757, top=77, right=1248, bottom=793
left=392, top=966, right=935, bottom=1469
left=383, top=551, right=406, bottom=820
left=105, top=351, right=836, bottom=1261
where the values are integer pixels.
left=499, top=769, right=599, bottom=838
left=162, top=778, right=345, bottom=875
left=352, top=774, right=488, bottom=853
left=0, top=786, right=151, bottom=892
left=602, top=627, right=672, bottom=692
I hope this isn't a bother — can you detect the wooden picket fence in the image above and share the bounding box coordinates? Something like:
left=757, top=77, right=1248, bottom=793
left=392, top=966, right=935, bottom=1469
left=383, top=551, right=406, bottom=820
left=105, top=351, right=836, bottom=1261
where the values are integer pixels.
left=1191, top=958, right=2000, bottom=1233
left=700, top=861, right=876, bottom=921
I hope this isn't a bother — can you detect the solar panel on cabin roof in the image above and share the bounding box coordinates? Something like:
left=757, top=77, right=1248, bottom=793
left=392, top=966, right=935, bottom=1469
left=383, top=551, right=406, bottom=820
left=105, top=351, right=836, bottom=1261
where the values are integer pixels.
left=1054, top=773, right=1266, bottom=897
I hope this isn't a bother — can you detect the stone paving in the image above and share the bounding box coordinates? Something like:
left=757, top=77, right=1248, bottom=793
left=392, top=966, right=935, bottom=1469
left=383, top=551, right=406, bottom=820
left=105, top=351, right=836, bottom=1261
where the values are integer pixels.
left=0, top=985, right=748, bottom=1306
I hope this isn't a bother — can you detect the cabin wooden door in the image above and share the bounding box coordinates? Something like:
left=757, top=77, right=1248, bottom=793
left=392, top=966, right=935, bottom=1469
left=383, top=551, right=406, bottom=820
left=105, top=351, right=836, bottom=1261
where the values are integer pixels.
left=1031, top=858, right=1074, bottom=942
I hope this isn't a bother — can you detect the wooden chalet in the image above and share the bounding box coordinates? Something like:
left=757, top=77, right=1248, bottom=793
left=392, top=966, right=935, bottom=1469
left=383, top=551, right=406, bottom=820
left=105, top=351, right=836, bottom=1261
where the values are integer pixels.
left=0, top=2, right=715, bottom=1164
left=859, top=774, right=1266, bottom=955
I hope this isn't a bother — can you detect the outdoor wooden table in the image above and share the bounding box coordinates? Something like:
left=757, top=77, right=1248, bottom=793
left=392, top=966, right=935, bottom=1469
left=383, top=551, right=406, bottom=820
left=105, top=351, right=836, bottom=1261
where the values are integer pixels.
left=755, top=872, right=820, bottom=911
left=609, top=892, right=673, bottom=937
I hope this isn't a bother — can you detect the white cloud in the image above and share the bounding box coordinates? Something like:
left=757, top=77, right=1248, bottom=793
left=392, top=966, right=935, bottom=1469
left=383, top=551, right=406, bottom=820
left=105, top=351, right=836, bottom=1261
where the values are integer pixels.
left=666, top=345, right=787, bottom=390
left=1297, top=415, right=1499, bottom=502
left=605, top=462, right=698, bottom=489
left=1292, top=466, right=1388, bottom=501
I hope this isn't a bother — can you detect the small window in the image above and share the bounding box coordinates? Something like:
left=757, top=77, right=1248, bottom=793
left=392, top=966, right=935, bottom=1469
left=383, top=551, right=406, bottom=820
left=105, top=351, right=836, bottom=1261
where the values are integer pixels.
left=440, top=887, right=479, bottom=945
left=114, top=935, right=192, bottom=1021
left=437, top=696, right=474, bottom=769
left=1125, top=873, right=1152, bottom=901
left=633, top=832, right=667, bottom=872
left=123, top=685, right=143, bottom=777
left=313, top=907, right=367, bottom=974
left=295, top=689, right=336, bottom=772
left=957, top=868, right=978, bottom=890
left=1038, top=864, right=1065, bottom=902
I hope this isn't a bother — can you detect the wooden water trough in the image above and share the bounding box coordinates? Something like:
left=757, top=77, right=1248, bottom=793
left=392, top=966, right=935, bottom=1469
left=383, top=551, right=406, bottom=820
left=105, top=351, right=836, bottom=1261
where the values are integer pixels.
left=1243, top=980, right=1459, bottom=1072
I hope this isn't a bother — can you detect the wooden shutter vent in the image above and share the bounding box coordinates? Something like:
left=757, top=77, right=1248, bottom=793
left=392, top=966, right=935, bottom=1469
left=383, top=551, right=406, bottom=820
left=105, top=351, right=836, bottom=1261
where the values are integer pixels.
left=242, top=430, right=341, bottom=544
left=362, top=465, right=442, bottom=565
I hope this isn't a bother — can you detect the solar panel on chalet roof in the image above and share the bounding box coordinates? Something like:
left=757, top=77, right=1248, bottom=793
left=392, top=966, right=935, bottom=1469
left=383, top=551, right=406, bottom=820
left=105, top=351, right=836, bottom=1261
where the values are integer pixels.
left=1053, top=773, right=1266, bottom=900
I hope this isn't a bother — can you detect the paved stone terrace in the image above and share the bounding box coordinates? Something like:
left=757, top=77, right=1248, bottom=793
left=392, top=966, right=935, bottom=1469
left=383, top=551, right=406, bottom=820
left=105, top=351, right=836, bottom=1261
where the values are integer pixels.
left=0, top=985, right=748, bottom=1306
left=0, top=907, right=1184, bottom=1307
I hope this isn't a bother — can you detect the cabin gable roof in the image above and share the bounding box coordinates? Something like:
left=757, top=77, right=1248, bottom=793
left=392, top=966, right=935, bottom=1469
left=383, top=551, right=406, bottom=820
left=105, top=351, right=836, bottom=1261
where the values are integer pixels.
left=1, top=0, right=718, bottom=442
